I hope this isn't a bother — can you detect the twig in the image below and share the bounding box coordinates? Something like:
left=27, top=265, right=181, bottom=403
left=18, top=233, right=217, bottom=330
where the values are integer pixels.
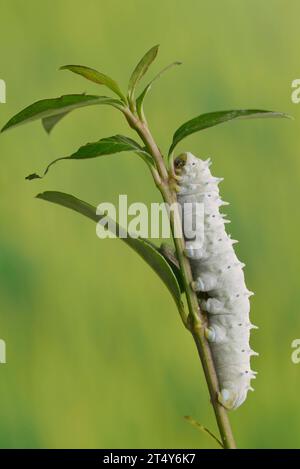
left=124, top=106, right=237, bottom=449
left=184, top=415, right=224, bottom=448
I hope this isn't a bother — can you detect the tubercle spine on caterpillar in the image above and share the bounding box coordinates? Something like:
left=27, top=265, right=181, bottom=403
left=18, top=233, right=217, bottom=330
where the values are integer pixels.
left=174, top=152, right=258, bottom=410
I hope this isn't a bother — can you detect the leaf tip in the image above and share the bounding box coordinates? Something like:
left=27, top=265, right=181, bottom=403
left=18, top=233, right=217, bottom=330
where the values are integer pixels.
left=152, top=44, right=160, bottom=59
left=59, top=65, right=77, bottom=73
left=26, top=173, right=41, bottom=181
left=1, top=122, right=9, bottom=133
left=41, top=122, right=52, bottom=135
left=35, top=191, right=47, bottom=200
left=265, top=111, right=293, bottom=120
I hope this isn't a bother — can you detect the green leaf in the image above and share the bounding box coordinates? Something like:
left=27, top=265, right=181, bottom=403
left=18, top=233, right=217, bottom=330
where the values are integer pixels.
left=1, top=94, right=123, bottom=133
left=168, top=109, right=292, bottom=155
left=128, top=45, right=159, bottom=101
left=42, top=112, right=70, bottom=134
left=136, top=61, right=182, bottom=120
left=159, top=242, right=183, bottom=292
left=184, top=416, right=224, bottom=449
left=134, top=149, right=156, bottom=172
left=25, top=135, right=154, bottom=180
left=60, top=65, right=126, bottom=102
left=36, top=191, right=185, bottom=315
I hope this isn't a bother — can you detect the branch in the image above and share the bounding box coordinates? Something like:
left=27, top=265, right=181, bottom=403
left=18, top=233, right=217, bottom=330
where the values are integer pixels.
left=124, top=107, right=236, bottom=449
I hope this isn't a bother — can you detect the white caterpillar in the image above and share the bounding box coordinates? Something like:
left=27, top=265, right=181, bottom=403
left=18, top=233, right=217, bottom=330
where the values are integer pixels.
left=174, top=152, right=257, bottom=410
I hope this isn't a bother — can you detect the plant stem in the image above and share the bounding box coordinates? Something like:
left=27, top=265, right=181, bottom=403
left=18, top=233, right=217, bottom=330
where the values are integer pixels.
left=123, top=108, right=168, bottom=182
left=162, top=187, right=236, bottom=449
left=124, top=107, right=236, bottom=449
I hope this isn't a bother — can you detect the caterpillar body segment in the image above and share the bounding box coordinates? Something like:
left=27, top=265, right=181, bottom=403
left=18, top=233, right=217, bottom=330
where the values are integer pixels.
left=174, top=152, right=257, bottom=410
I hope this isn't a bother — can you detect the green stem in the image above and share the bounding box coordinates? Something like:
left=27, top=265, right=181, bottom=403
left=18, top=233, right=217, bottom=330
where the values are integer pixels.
left=163, top=187, right=236, bottom=449
left=123, top=108, right=168, bottom=182
left=124, top=107, right=236, bottom=449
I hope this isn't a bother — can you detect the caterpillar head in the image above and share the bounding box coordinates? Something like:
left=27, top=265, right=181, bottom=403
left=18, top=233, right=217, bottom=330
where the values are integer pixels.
left=174, top=152, right=211, bottom=176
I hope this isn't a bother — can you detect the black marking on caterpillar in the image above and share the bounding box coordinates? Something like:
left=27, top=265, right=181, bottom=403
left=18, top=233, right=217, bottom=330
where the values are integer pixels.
left=175, top=152, right=257, bottom=410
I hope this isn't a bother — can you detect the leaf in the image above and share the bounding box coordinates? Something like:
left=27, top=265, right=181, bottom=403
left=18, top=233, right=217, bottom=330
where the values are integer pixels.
left=136, top=61, right=182, bottom=120
left=128, top=45, right=159, bottom=101
left=36, top=191, right=185, bottom=316
left=1, top=94, right=123, bottom=133
left=159, top=242, right=183, bottom=292
left=42, top=112, right=70, bottom=134
left=168, top=109, right=292, bottom=155
left=26, top=135, right=154, bottom=180
left=135, top=150, right=156, bottom=171
left=184, top=416, right=224, bottom=449
left=60, top=65, right=126, bottom=102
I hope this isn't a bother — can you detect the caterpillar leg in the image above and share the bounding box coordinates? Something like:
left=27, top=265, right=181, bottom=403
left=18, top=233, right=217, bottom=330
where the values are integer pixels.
left=218, top=389, right=238, bottom=410
left=200, top=298, right=224, bottom=314
left=218, top=388, right=247, bottom=410
left=185, top=245, right=203, bottom=260
left=173, top=183, right=182, bottom=193
left=204, top=325, right=226, bottom=343
left=205, top=327, right=216, bottom=342
left=172, top=173, right=183, bottom=182
left=191, top=275, right=217, bottom=292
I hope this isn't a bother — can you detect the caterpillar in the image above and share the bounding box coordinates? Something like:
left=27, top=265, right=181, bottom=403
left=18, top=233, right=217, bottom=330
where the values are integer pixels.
left=174, top=152, right=257, bottom=410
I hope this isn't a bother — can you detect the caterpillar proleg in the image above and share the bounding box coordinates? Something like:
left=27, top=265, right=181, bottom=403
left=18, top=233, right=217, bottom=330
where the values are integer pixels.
left=174, top=152, right=257, bottom=410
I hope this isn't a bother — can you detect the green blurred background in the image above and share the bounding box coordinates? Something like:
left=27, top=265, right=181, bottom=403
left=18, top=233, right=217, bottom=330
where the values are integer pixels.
left=0, top=0, right=299, bottom=449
